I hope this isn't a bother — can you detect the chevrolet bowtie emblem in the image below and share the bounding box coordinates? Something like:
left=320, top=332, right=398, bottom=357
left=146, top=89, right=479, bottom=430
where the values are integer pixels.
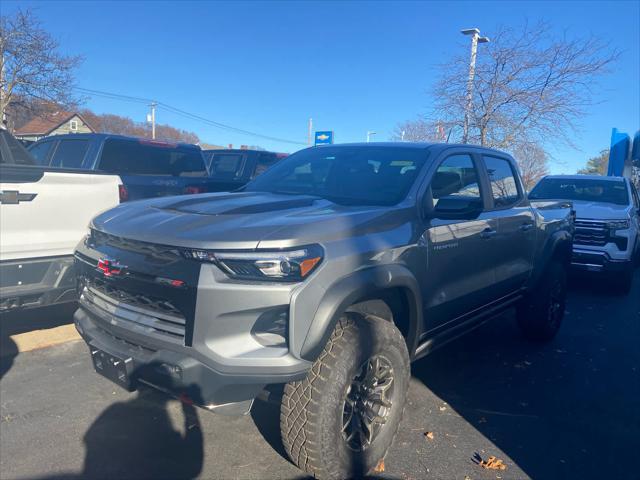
left=0, top=190, right=37, bottom=204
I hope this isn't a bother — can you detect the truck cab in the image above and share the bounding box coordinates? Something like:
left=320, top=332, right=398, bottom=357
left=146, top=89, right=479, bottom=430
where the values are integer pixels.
left=29, top=133, right=212, bottom=201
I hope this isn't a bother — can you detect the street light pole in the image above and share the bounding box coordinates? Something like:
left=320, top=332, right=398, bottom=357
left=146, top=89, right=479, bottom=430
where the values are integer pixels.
left=149, top=102, right=157, bottom=140
left=461, top=28, right=489, bottom=144
left=366, top=131, right=376, bottom=143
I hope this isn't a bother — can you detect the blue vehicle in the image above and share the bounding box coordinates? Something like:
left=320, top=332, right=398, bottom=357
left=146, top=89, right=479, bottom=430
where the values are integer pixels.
left=28, top=133, right=215, bottom=201
left=202, top=148, right=287, bottom=191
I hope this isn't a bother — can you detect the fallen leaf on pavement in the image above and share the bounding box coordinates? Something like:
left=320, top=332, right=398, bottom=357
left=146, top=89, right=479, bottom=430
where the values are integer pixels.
left=373, top=458, right=385, bottom=473
left=424, top=431, right=434, bottom=440
left=475, top=455, right=507, bottom=470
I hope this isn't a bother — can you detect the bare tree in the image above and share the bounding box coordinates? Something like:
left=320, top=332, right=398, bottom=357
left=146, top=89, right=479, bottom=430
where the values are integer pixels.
left=433, top=22, right=618, bottom=148
left=0, top=9, right=82, bottom=125
left=391, top=117, right=448, bottom=142
left=399, top=21, right=617, bottom=155
left=512, top=142, right=549, bottom=190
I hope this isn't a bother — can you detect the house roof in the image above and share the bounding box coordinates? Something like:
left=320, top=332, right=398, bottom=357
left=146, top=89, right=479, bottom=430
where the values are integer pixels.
left=14, top=111, right=95, bottom=136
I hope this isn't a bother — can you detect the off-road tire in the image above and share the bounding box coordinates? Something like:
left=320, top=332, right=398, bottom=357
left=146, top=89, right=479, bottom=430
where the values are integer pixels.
left=280, top=313, right=410, bottom=479
left=517, top=260, right=567, bottom=341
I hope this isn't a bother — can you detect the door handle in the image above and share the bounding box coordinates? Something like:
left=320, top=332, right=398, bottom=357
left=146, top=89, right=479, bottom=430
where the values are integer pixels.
left=519, top=223, right=534, bottom=232
left=480, top=228, right=497, bottom=239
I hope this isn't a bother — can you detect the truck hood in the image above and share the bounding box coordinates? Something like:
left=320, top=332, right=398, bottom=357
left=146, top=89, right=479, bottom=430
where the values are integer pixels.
left=91, top=191, right=411, bottom=250
left=568, top=200, right=631, bottom=220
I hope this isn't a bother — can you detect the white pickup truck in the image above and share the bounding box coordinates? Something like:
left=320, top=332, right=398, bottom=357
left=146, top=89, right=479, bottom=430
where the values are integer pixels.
left=530, top=174, right=639, bottom=293
left=0, top=129, right=122, bottom=311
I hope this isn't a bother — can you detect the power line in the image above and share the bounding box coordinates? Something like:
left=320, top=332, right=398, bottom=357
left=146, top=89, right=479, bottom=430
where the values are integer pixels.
left=75, top=87, right=151, bottom=105
left=74, top=87, right=307, bottom=145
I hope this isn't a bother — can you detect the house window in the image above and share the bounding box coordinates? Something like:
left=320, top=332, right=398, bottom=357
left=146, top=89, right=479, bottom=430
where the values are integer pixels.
left=69, top=119, right=78, bottom=131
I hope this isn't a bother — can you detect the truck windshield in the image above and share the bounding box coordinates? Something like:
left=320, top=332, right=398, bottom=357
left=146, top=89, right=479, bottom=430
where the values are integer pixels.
left=529, top=177, right=629, bottom=206
left=99, top=139, right=207, bottom=177
left=244, top=146, right=428, bottom=206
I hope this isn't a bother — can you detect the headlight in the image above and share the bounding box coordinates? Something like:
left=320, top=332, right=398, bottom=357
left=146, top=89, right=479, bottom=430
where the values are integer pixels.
left=182, top=245, right=323, bottom=282
left=607, top=219, right=630, bottom=231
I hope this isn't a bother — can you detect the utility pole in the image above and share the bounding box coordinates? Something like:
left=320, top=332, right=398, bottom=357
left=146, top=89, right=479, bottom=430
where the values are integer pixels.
left=366, top=131, right=376, bottom=143
left=461, top=28, right=489, bottom=144
left=149, top=102, right=157, bottom=139
left=308, top=117, right=313, bottom=145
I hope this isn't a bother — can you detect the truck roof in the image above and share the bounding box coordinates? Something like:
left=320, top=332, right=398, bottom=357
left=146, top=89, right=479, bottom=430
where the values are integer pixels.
left=313, top=142, right=513, bottom=156
left=42, top=132, right=200, bottom=150
left=541, top=174, right=627, bottom=182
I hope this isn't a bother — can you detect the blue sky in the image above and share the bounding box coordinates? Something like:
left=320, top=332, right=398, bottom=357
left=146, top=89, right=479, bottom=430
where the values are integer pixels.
left=7, top=0, right=640, bottom=173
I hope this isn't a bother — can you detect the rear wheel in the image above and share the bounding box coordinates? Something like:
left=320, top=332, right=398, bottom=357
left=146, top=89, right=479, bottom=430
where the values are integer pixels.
left=517, top=260, right=567, bottom=341
left=280, top=313, right=410, bottom=479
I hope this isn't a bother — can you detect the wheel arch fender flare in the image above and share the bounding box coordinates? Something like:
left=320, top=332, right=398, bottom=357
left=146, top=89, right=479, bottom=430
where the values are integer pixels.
left=298, top=264, right=423, bottom=362
left=530, top=229, right=572, bottom=287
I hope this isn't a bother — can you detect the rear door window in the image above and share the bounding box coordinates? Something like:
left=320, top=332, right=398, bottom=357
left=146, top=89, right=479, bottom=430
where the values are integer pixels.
left=483, top=156, right=522, bottom=208
left=208, top=153, right=245, bottom=179
left=28, top=141, right=55, bottom=165
left=254, top=153, right=278, bottom=178
left=98, top=139, right=207, bottom=176
left=50, top=139, right=90, bottom=169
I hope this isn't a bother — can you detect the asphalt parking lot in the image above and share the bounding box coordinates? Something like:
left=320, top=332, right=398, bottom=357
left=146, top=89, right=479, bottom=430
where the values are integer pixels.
left=1, top=271, right=638, bottom=480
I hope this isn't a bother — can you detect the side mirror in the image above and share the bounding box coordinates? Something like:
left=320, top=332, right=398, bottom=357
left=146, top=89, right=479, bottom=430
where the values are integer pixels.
left=421, top=188, right=435, bottom=219
left=429, top=198, right=483, bottom=221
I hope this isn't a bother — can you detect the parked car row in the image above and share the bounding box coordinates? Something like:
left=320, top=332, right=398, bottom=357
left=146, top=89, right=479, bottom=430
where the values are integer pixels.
left=27, top=133, right=286, bottom=201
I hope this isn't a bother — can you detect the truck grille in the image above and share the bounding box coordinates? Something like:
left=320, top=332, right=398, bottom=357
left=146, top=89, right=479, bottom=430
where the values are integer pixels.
left=87, top=278, right=183, bottom=317
left=574, top=219, right=608, bottom=247
left=80, top=279, right=186, bottom=344
left=90, top=229, right=182, bottom=262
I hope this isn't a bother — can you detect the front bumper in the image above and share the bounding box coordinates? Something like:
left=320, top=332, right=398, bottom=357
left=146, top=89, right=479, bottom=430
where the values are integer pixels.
left=0, top=255, right=77, bottom=311
left=73, top=237, right=312, bottom=415
left=75, top=306, right=308, bottom=415
left=571, top=248, right=632, bottom=273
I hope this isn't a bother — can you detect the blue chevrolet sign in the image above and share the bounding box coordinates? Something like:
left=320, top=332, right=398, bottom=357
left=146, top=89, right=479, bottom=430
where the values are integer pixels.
left=315, top=131, right=334, bottom=145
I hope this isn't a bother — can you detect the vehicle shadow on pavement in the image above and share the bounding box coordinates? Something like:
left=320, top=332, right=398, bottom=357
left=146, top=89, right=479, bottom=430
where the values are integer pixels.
left=0, top=303, right=77, bottom=380
left=0, top=336, right=18, bottom=381
left=34, top=385, right=204, bottom=480
left=79, top=386, right=204, bottom=480
left=409, top=285, right=639, bottom=480
left=0, top=302, right=78, bottom=336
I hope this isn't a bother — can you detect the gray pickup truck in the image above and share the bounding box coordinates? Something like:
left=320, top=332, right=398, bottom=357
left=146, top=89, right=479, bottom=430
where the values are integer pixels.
left=73, top=143, right=574, bottom=479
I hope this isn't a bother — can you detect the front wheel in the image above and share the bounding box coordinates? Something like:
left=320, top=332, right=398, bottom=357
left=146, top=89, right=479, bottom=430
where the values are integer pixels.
left=517, top=260, right=567, bottom=341
left=280, top=313, right=410, bottom=479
